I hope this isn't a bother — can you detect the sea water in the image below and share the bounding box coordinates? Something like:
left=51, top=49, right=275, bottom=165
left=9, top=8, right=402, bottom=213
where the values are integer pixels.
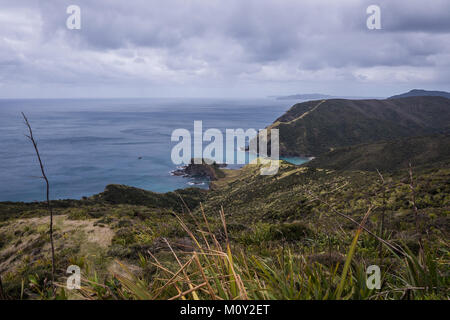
left=0, top=98, right=308, bottom=202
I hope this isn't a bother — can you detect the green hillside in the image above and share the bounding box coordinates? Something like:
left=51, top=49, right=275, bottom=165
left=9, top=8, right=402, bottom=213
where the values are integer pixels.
left=205, top=161, right=449, bottom=230
left=306, top=134, right=450, bottom=172
left=269, top=96, right=450, bottom=156
left=1, top=160, right=448, bottom=299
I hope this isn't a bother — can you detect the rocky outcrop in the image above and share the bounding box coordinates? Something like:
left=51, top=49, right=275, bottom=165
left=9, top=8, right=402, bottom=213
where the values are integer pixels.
left=171, top=159, right=226, bottom=181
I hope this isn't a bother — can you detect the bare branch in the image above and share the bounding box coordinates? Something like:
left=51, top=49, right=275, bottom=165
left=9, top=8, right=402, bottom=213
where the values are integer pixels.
left=0, top=275, right=5, bottom=300
left=408, top=162, right=423, bottom=250
left=376, top=168, right=385, bottom=184
left=376, top=168, right=387, bottom=266
left=22, top=112, right=55, bottom=285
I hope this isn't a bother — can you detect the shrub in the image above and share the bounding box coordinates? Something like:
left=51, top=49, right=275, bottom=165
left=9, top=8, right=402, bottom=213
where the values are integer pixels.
left=308, top=252, right=345, bottom=269
left=112, top=229, right=136, bottom=246
left=269, top=222, right=313, bottom=242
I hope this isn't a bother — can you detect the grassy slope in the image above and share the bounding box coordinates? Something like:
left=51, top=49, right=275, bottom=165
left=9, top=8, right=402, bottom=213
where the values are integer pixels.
left=206, top=161, right=449, bottom=236
left=0, top=186, right=206, bottom=297
left=1, top=160, right=448, bottom=299
left=306, top=134, right=450, bottom=172
left=270, top=96, right=450, bottom=156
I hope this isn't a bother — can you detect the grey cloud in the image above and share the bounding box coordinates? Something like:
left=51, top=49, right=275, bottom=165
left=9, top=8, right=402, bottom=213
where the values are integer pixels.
left=0, top=0, right=448, bottom=98
left=382, top=0, right=450, bottom=33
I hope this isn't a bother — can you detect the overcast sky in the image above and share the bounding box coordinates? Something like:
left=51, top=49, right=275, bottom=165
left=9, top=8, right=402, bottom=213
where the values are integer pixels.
left=0, top=0, right=449, bottom=98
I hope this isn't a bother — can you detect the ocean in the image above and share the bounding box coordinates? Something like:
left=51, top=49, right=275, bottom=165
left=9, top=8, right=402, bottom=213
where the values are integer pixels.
left=0, top=98, right=307, bottom=202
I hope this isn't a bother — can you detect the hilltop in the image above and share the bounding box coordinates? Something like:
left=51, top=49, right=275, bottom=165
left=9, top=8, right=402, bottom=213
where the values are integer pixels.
left=389, top=89, right=450, bottom=100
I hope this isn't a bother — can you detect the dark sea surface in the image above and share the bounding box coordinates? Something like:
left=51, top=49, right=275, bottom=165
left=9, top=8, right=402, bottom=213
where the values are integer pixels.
left=0, top=98, right=307, bottom=202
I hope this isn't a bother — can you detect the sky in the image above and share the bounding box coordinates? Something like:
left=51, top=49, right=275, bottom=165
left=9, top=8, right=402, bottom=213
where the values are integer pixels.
left=0, top=0, right=449, bottom=99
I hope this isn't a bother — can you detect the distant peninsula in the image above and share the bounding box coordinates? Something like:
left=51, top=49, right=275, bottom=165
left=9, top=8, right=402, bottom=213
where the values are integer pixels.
left=275, top=93, right=333, bottom=100
left=274, top=93, right=382, bottom=100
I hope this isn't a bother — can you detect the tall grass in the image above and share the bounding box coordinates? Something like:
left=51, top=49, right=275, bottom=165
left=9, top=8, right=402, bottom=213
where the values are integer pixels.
left=62, top=203, right=448, bottom=300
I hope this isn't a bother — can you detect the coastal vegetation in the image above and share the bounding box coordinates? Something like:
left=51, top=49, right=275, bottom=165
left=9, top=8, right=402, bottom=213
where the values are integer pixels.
left=0, top=96, right=448, bottom=300
left=269, top=96, right=450, bottom=156
left=306, top=134, right=450, bottom=172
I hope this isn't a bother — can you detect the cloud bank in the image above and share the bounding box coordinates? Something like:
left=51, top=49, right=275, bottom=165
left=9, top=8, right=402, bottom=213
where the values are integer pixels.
left=0, top=0, right=449, bottom=98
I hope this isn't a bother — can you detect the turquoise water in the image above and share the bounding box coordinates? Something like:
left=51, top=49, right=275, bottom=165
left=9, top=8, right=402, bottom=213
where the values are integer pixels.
left=0, top=98, right=307, bottom=202
left=280, top=157, right=310, bottom=165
